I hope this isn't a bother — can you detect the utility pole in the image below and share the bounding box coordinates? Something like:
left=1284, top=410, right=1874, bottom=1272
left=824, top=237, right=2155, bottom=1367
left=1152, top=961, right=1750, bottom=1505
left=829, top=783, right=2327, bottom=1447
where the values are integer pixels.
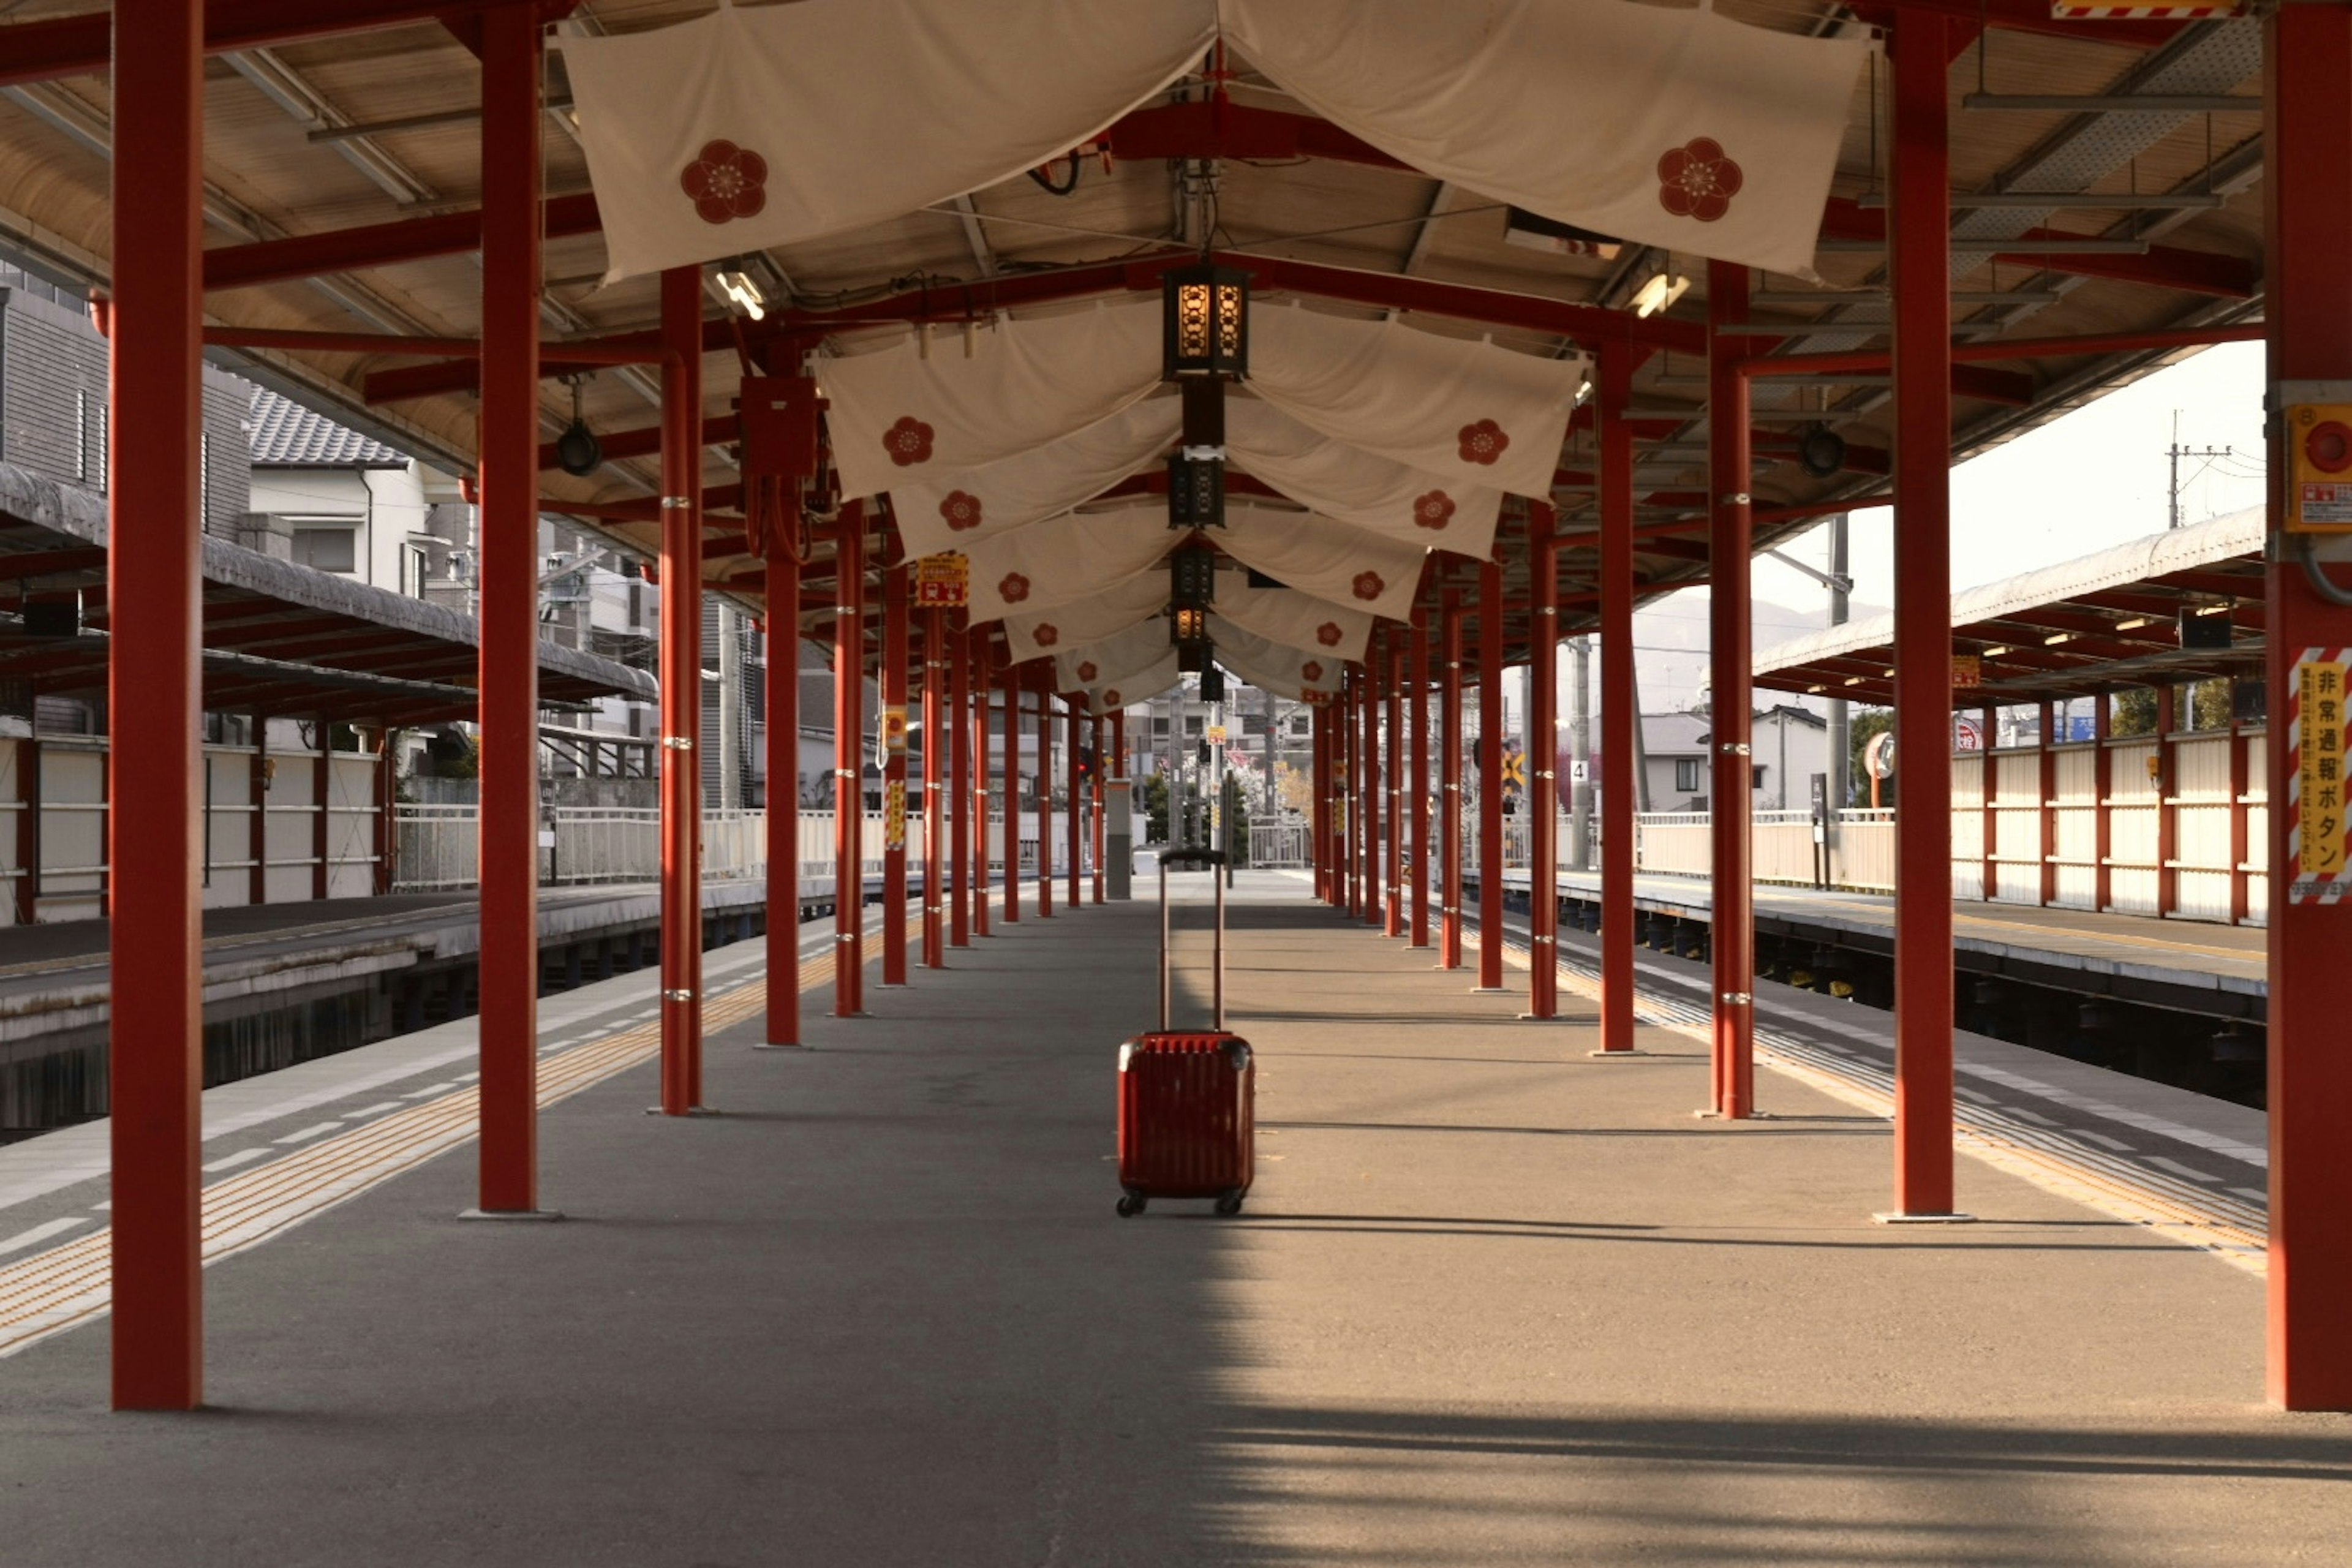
left=2168, top=409, right=2234, bottom=530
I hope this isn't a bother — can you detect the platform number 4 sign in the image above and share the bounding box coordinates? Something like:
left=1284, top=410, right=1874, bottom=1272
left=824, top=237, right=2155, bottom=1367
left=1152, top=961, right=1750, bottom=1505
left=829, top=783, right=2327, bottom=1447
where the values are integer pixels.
left=2290, top=649, right=2351, bottom=904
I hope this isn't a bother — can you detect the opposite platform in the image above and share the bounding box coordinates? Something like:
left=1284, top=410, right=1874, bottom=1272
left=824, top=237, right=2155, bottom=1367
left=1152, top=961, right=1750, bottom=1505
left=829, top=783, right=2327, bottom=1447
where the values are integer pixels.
left=0, top=873, right=2342, bottom=1565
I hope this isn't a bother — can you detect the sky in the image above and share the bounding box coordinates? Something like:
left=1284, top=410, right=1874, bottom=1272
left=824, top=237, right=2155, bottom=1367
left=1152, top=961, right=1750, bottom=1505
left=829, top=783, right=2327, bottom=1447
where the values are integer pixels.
left=1604, top=340, right=2269, bottom=718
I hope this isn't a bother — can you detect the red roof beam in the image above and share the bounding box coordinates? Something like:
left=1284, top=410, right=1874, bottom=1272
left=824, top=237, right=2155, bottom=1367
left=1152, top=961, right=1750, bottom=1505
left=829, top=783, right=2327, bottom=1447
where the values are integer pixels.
left=0, top=0, right=567, bottom=92
left=1740, top=323, right=2263, bottom=383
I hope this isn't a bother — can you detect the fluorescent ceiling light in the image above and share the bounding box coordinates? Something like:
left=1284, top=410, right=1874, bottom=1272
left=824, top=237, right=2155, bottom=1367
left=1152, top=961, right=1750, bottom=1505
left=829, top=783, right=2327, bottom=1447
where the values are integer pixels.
left=717, top=270, right=765, bottom=320
left=1631, top=273, right=1690, bottom=318
left=2043, top=631, right=2073, bottom=646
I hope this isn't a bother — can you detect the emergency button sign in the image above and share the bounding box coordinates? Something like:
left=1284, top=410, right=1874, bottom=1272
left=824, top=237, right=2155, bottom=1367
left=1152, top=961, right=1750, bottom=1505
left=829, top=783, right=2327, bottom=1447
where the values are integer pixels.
left=2292, top=650, right=2352, bottom=903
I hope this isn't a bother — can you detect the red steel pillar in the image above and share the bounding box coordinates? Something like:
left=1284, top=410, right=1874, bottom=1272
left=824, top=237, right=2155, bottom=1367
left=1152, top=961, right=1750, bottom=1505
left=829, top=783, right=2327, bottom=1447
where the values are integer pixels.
left=1441, top=589, right=1465, bottom=969
left=1341, top=683, right=1357, bottom=910
left=1067, top=696, right=1083, bottom=910
left=658, top=265, right=706, bottom=1112
left=1598, top=348, right=1639, bottom=1054
left=761, top=535, right=801, bottom=1048
left=1091, top=710, right=1107, bottom=903
left=950, top=615, right=971, bottom=947
left=1887, top=13, right=1958, bottom=1206
left=1373, top=635, right=1392, bottom=930
left=2265, top=0, right=2352, bottom=1410
left=1528, top=503, right=1559, bottom=1017
left=922, top=605, right=946, bottom=968
left=1364, top=633, right=1384, bottom=927
left=1409, top=607, right=1431, bottom=947
left=1476, top=559, right=1506, bottom=992
left=2154, top=687, right=2179, bottom=919
left=107, top=0, right=206, bottom=1409
left=880, top=561, right=909, bottom=986
left=2094, top=695, right=2115, bottom=913
left=1001, top=657, right=1021, bottom=923
left=2037, top=701, right=2059, bottom=910
left=834, top=505, right=867, bottom=1017
left=2228, top=714, right=2250, bottom=926
left=1313, top=703, right=1332, bottom=903
left=973, top=636, right=993, bottom=935
left=1706, top=260, right=1755, bottom=1117
left=470, top=6, right=548, bottom=1203
left=1036, top=671, right=1054, bottom=918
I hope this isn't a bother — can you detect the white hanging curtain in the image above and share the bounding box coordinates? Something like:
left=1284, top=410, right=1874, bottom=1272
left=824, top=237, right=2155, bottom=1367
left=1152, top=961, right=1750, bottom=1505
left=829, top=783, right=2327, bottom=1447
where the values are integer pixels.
left=560, top=0, right=1216, bottom=282
left=820, top=301, right=1162, bottom=504
left=1207, top=616, right=1346, bottom=702
left=1052, top=616, right=1176, bottom=697
left=888, top=395, right=1180, bottom=559
left=1000, top=573, right=1170, bottom=665
left=1226, top=399, right=1506, bottom=559
left=1219, top=502, right=1428, bottom=624
left=1085, top=652, right=1182, bottom=715
left=1222, top=0, right=1870, bottom=279
left=1250, top=305, right=1583, bottom=502
left=1212, top=576, right=1374, bottom=663
left=960, top=503, right=1176, bottom=622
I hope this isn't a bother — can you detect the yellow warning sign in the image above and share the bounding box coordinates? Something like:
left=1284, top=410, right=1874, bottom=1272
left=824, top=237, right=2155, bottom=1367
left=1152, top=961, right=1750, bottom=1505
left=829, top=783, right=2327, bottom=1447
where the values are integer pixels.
left=1953, top=654, right=1981, bottom=688
left=881, top=704, right=908, bottom=758
left=884, top=779, right=907, bottom=851
left=914, top=552, right=970, bottom=606
left=2298, top=656, right=2347, bottom=889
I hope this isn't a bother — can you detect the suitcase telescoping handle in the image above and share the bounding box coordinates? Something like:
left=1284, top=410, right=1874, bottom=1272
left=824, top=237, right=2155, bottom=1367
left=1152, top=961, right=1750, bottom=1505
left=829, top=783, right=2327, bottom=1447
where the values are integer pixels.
left=1156, top=848, right=1226, bottom=1032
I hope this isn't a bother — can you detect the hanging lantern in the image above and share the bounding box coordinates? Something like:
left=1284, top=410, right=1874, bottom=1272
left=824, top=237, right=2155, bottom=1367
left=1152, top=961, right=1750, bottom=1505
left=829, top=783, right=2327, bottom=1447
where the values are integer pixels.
left=1166, top=451, right=1225, bottom=530
left=1169, top=542, right=1216, bottom=612
left=1161, top=262, right=1251, bottom=380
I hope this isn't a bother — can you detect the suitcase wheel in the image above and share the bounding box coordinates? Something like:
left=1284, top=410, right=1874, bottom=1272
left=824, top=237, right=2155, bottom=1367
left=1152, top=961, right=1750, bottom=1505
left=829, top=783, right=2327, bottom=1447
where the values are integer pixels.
left=1116, top=1192, right=1147, bottom=1218
left=1215, top=1191, right=1245, bottom=1218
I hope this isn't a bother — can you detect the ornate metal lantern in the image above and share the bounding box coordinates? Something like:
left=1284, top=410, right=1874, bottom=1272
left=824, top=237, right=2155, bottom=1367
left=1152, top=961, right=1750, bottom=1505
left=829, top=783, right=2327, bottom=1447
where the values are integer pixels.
left=1166, top=451, right=1224, bottom=530
left=1161, top=262, right=1251, bottom=380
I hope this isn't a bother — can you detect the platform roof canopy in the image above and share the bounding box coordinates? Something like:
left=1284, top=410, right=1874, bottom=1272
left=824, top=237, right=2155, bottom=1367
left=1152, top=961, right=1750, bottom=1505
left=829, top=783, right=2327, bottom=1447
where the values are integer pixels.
left=0, top=0, right=2268, bottom=708
left=0, top=462, right=654, bottom=724
left=1755, top=506, right=2265, bottom=709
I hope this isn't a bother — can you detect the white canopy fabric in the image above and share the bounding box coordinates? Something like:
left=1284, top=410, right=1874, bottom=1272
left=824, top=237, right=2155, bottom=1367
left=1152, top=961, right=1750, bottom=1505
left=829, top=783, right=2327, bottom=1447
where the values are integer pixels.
left=1207, top=616, right=1344, bottom=703
left=958, top=504, right=1175, bottom=622
left=1087, top=652, right=1181, bottom=714
left=565, top=0, right=1863, bottom=285
left=1052, top=616, right=1174, bottom=697
left=559, top=0, right=1214, bottom=282
left=1210, top=576, right=1374, bottom=663
left=1250, top=304, right=1581, bottom=502
left=1219, top=502, right=1428, bottom=624
left=828, top=301, right=1578, bottom=507
left=999, top=572, right=1169, bottom=665
left=1223, top=0, right=1871, bottom=279
left=1226, top=399, right=1505, bottom=559
left=887, top=395, right=1180, bottom=559
left=821, top=301, right=1162, bottom=504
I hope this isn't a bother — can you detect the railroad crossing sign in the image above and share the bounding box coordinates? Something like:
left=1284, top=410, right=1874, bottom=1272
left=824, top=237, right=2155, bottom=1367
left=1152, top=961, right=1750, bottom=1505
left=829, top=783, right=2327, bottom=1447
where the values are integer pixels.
left=1500, top=737, right=1526, bottom=799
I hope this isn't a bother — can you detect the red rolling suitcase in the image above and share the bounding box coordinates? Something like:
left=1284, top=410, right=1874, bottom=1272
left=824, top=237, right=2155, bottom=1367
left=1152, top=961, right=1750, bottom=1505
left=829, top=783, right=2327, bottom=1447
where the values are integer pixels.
left=1116, top=848, right=1254, bottom=1218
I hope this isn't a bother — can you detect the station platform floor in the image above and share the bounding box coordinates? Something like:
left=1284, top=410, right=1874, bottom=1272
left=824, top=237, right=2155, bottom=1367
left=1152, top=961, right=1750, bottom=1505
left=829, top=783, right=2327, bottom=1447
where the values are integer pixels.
left=1, top=872, right=2346, bottom=1564
left=1501, top=867, right=2267, bottom=1009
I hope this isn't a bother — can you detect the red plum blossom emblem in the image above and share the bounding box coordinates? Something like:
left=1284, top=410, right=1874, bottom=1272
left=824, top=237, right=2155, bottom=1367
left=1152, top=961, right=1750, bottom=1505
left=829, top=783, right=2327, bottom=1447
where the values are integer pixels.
left=1657, top=138, right=1743, bottom=224
left=1413, top=490, right=1457, bottom=530
left=998, top=572, right=1031, bottom=605
left=1033, top=624, right=1059, bottom=647
left=680, top=140, right=769, bottom=226
left=1351, top=571, right=1384, bottom=602
left=883, top=417, right=935, bottom=467
left=1458, top=420, right=1509, bottom=467
left=1302, top=660, right=1324, bottom=683
left=1102, top=689, right=1121, bottom=707
left=940, top=491, right=982, bottom=531
left=1316, top=622, right=1343, bottom=647
left=1077, top=660, right=1098, bottom=683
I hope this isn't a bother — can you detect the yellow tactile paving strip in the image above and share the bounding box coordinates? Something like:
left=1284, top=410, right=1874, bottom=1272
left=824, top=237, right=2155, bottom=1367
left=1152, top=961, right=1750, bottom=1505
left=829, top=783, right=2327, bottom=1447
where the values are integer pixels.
left=0, top=892, right=967, bottom=1358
